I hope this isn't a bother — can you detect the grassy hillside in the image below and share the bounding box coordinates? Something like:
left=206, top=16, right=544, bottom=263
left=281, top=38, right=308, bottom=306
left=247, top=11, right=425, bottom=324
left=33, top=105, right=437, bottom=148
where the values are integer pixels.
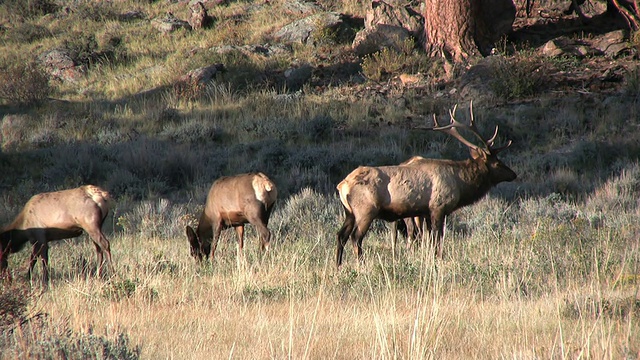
left=1, top=0, right=639, bottom=359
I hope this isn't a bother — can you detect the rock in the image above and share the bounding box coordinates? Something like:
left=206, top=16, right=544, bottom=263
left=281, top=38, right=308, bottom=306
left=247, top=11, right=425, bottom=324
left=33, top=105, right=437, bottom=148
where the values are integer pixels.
left=352, top=0, right=423, bottom=56
left=38, top=48, right=86, bottom=83
left=592, top=30, right=630, bottom=58
left=210, top=44, right=293, bottom=58
left=179, top=63, right=225, bottom=85
left=284, top=64, right=313, bottom=91
left=352, top=25, right=410, bottom=56
left=151, top=12, right=192, bottom=33
left=365, top=0, right=423, bottom=39
left=282, top=0, right=321, bottom=15
left=541, top=36, right=596, bottom=58
left=273, top=90, right=304, bottom=103
left=273, top=12, right=346, bottom=44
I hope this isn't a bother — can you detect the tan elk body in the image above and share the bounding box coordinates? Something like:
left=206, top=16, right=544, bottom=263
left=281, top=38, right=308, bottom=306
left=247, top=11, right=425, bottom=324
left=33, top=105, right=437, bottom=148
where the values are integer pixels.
left=336, top=104, right=517, bottom=267
left=0, top=185, right=112, bottom=282
left=186, top=172, right=277, bottom=261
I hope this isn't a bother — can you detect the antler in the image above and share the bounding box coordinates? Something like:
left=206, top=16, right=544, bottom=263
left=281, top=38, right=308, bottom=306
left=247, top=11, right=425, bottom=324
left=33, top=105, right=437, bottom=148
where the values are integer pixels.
left=430, top=101, right=512, bottom=155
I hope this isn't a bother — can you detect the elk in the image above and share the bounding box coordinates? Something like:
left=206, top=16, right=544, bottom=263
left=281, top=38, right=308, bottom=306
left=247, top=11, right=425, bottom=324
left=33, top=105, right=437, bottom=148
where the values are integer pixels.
left=336, top=103, right=517, bottom=267
left=0, top=185, right=113, bottom=283
left=186, top=172, right=277, bottom=262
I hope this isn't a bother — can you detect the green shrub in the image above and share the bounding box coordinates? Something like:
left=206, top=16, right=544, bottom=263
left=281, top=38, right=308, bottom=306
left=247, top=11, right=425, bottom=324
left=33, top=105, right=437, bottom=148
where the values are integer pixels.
left=2, top=23, right=51, bottom=43
left=103, top=279, right=138, bottom=300
left=489, top=57, right=545, bottom=101
left=0, top=0, right=58, bottom=20
left=361, top=39, right=427, bottom=82
left=0, top=61, right=51, bottom=106
left=362, top=47, right=408, bottom=82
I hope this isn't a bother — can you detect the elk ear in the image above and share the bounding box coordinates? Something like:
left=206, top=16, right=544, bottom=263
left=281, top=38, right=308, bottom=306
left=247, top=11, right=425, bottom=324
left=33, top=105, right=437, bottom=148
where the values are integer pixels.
left=469, top=148, right=487, bottom=161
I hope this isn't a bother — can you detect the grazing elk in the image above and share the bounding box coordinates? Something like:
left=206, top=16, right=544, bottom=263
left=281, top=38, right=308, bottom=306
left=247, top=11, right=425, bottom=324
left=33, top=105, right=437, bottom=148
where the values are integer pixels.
left=336, top=103, right=517, bottom=267
left=186, top=172, right=277, bottom=262
left=0, top=185, right=113, bottom=283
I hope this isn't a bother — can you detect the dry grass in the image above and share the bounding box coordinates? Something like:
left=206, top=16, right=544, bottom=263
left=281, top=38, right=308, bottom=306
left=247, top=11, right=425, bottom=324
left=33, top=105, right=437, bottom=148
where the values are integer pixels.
left=2, top=180, right=638, bottom=359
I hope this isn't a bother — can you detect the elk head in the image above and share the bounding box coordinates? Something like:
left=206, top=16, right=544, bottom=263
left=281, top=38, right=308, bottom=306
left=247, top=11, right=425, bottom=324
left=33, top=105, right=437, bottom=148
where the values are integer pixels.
left=430, top=101, right=516, bottom=184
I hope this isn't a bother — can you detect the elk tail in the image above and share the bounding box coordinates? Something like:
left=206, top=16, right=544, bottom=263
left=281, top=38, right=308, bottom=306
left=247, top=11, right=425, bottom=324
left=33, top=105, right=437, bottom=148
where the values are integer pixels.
left=336, top=180, right=353, bottom=214
left=84, top=185, right=111, bottom=220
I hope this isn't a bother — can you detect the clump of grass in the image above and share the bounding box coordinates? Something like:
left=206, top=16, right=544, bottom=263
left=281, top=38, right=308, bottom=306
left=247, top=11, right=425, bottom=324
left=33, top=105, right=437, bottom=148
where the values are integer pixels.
left=117, top=198, right=192, bottom=239
left=0, top=283, right=32, bottom=328
left=0, top=0, right=58, bottom=20
left=623, top=65, right=640, bottom=96
left=3, top=326, right=141, bottom=360
left=0, top=60, right=51, bottom=106
left=489, top=56, right=545, bottom=101
left=103, top=278, right=138, bottom=300
left=562, top=296, right=640, bottom=319
left=2, top=23, right=51, bottom=43
left=361, top=39, right=425, bottom=82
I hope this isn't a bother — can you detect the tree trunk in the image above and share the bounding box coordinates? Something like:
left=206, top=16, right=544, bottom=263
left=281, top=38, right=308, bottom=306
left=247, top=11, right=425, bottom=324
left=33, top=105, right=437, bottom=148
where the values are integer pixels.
left=423, top=0, right=515, bottom=63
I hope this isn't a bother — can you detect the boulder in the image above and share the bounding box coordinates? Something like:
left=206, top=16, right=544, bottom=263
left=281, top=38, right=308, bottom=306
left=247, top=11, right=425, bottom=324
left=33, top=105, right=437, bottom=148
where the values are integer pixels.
left=210, top=44, right=293, bottom=58
left=179, top=63, right=225, bottom=85
left=592, top=30, right=630, bottom=58
left=541, top=36, right=594, bottom=58
left=273, top=12, right=346, bottom=44
left=352, top=25, right=410, bottom=56
left=151, top=12, right=192, bottom=33
left=284, top=64, right=313, bottom=91
left=38, top=48, right=86, bottom=83
left=365, top=0, right=423, bottom=39
left=283, top=0, right=321, bottom=15
left=352, top=0, right=423, bottom=56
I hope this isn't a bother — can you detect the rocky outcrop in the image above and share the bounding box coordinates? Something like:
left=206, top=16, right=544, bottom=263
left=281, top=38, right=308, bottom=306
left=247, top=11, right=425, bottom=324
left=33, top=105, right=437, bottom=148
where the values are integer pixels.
left=273, top=12, right=347, bottom=45
left=38, top=49, right=86, bottom=83
left=352, top=0, right=423, bottom=56
left=151, top=12, right=192, bottom=33
left=179, top=64, right=226, bottom=85
left=541, top=31, right=632, bottom=58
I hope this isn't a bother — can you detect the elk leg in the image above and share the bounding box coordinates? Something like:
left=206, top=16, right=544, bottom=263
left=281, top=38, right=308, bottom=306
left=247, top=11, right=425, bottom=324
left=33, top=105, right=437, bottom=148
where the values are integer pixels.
left=430, top=213, right=445, bottom=258
left=352, top=216, right=374, bottom=264
left=405, top=217, right=417, bottom=248
left=88, top=228, right=112, bottom=277
left=0, top=248, right=10, bottom=282
left=234, top=225, right=245, bottom=254
left=247, top=204, right=272, bottom=252
left=336, top=210, right=355, bottom=267
left=211, top=225, right=222, bottom=260
left=390, top=220, right=398, bottom=255
left=414, top=217, right=425, bottom=246
left=30, top=241, right=50, bottom=283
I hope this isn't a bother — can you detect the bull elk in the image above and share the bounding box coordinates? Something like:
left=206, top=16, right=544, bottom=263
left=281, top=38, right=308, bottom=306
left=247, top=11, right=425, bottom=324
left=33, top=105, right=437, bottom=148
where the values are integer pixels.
left=0, top=185, right=113, bottom=283
left=186, top=172, right=277, bottom=262
left=336, top=103, right=517, bottom=267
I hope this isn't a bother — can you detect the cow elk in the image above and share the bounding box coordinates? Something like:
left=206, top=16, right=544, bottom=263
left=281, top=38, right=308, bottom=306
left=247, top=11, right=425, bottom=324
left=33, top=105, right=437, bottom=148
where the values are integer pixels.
left=336, top=103, right=517, bottom=267
left=186, top=172, right=277, bottom=262
left=0, top=185, right=113, bottom=283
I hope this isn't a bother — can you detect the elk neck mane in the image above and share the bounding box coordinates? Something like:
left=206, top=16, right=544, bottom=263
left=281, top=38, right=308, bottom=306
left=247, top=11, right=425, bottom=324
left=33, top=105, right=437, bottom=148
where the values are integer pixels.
left=453, top=157, right=494, bottom=208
